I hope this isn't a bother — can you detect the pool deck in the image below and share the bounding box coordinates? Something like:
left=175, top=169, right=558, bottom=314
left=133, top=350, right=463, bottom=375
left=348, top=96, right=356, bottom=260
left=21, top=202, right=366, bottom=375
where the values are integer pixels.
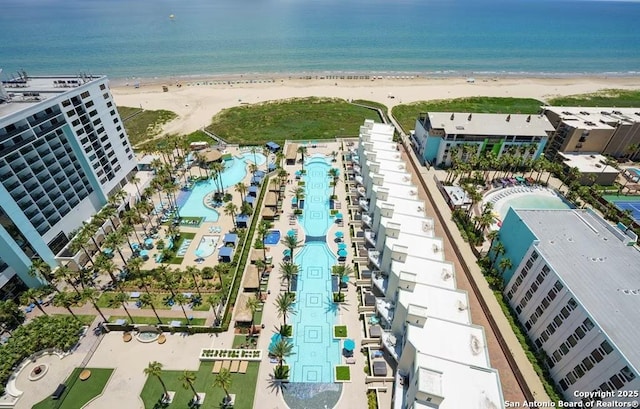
left=249, top=141, right=370, bottom=409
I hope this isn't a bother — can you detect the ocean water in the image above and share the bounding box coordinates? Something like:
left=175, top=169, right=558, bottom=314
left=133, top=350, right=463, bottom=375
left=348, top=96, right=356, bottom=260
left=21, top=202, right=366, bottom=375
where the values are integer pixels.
left=1, top=0, right=639, bottom=79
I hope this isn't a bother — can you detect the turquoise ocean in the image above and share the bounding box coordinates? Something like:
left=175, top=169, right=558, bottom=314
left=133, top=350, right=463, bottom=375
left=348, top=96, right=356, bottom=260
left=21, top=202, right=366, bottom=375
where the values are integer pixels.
left=1, top=0, right=640, bottom=80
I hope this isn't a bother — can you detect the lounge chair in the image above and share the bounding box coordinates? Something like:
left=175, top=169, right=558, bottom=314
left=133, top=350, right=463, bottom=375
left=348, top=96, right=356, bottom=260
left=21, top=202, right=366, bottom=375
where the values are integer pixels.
left=212, top=361, right=223, bottom=373
left=239, top=361, right=248, bottom=374
left=221, top=361, right=231, bottom=370
left=230, top=361, right=240, bottom=373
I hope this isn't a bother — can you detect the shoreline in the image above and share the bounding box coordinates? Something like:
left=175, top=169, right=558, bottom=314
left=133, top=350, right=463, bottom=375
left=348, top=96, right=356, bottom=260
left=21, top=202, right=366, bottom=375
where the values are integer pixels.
left=110, top=75, right=640, bottom=137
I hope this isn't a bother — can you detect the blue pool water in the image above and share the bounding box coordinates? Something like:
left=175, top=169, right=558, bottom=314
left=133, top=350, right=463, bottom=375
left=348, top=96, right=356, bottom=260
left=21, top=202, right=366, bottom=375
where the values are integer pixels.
left=290, top=155, right=340, bottom=383
left=498, top=193, right=571, bottom=220
left=177, top=153, right=266, bottom=221
left=629, top=168, right=640, bottom=177
left=264, top=230, right=281, bottom=246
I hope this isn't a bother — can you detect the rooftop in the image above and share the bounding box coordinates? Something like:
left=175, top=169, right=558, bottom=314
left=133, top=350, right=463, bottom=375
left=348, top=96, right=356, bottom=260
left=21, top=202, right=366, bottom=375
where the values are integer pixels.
left=543, top=106, right=640, bottom=127
left=371, top=169, right=414, bottom=186
left=384, top=232, right=445, bottom=262
left=391, top=256, right=457, bottom=290
left=412, top=352, right=503, bottom=409
left=398, top=283, right=471, bottom=325
left=0, top=73, right=104, bottom=117
left=558, top=152, right=621, bottom=174
left=427, top=112, right=554, bottom=137
left=513, top=209, right=640, bottom=370
left=381, top=211, right=434, bottom=238
left=405, top=316, right=490, bottom=367
left=377, top=196, right=425, bottom=218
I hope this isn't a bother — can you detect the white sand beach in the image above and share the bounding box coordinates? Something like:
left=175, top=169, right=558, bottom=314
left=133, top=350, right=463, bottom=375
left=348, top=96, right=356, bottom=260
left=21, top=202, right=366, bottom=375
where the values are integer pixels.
left=110, top=75, right=640, bottom=136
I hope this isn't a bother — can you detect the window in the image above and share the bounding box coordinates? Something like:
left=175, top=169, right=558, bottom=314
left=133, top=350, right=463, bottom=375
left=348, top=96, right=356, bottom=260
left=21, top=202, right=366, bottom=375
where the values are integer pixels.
left=61, top=100, right=71, bottom=107
left=610, top=375, right=624, bottom=389
left=103, top=92, right=109, bottom=99
left=584, top=319, right=594, bottom=330
left=582, top=357, right=593, bottom=371
left=106, top=101, right=113, bottom=108
left=601, top=341, right=613, bottom=354
left=99, top=84, right=106, bottom=90
left=80, top=91, right=90, bottom=99
left=85, top=100, right=94, bottom=108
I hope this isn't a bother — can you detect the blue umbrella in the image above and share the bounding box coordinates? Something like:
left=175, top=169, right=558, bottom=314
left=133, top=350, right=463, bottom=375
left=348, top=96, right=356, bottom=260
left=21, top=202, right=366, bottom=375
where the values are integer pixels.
left=195, top=249, right=205, bottom=258
left=335, top=231, right=344, bottom=238
left=283, top=249, right=291, bottom=256
left=344, top=339, right=356, bottom=351
left=341, top=275, right=350, bottom=284
left=287, top=229, right=297, bottom=237
left=145, top=238, right=154, bottom=245
left=269, top=333, right=284, bottom=352
left=337, top=249, right=348, bottom=257
left=140, top=250, right=149, bottom=257
left=337, top=243, right=347, bottom=249
left=335, top=212, right=344, bottom=219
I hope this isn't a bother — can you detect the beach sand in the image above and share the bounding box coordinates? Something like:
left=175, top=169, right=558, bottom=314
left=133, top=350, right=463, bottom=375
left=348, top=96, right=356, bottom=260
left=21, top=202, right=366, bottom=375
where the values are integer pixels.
left=110, top=75, right=640, bottom=136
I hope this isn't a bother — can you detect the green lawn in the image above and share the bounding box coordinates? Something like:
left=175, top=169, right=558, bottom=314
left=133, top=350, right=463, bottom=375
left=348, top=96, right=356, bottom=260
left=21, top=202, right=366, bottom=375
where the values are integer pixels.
left=546, top=89, right=640, bottom=107
left=118, top=106, right=177, bottom=146
left=109, top=315, right=205, bottom=326
left=138, top=129, right=213, bottom=152
left=140, top=361, right=259, bottom=409
left=32, top=368, right=113, bottom=409
left=206, top=97, right=382, bottom=146
left=334, top=325, right=347, bottom=338
left=335, top=365, right=351, bottom=381
left=392, top=97, right=543, bottom=134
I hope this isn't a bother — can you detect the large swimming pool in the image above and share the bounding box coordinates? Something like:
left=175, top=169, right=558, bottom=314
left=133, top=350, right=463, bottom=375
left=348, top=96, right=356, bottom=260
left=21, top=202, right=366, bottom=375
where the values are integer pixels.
left=177, top=152, right=266, bottom=221
left=290, top=155, right=341, bottom=383
left=486, top=187, right=572, bottom=223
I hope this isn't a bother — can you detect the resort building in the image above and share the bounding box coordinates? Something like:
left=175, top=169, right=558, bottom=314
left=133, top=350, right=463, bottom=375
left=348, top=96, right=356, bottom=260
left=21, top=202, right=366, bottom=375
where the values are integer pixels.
left=542, top=107, right=640, bottom=160
left=493, top=208, right=640, bottom=404
left=351, top=120, right=504, bottom=408
left=0, top=73, right=137, bottom=297
left=412, top=112, right=554, bottom=166
left=557, top=152, right=620, bottom=185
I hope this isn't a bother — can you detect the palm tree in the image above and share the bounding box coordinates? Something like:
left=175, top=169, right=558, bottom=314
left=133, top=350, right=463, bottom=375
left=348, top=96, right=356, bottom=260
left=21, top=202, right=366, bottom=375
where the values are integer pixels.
left=275, top=292, right=295, bottom=330
left=297, top=145, right=308, bottom=171
left=279, top=262, right=298, bottom=295
left=52, top=291, right=79, bottom=320
left=185, top=266, right=202, bottom=298
left=83, top=288, right=108, bottom=322
left=255, top=259, right=267, bottom=299
left=234, top=183, right=247, bottom=202
left=270, top=338, right=294, bottom=375
left=207, top=294, right=222, bottom=325
left=328, top=167, right=339, bottom=198
left=104, top=231, right=127, bottom=267
left=29, top=257, right=52, bottom=282
left=94, top=254, right=121, bottom=290
left=53, top=265, right=80, bottom=296
left=498, top=257, right=513, bottom=280
left=144, top=361, right=169, bottom=401
left=256, top=221, right=272, bottom=260
left=179, top=371, right=200, bottom=403
left=213, top=368, right=233, bottom=405
left=224, top=202, right=238, bottom=228
left=246, top=294, right=260, bottom=331
left=110, top=291, right=134, bottom=324
left=486, top=230, right=499, bottom=248
left=157, top=265, right=177, bottom=298
left=332, top=264, right=353, bottom=298
left=491, top=241, right=506, bottom=270
left=290, top=187, right=305, bottom=207
left=20, top=288, right=47, bottom=316
left=281, top=234, right=302, bottom=261
left=174, top=293, right=190, bottom=322
left=139, top=293, right=163, bottom=324
left=211, top=161, right=225, bottom=193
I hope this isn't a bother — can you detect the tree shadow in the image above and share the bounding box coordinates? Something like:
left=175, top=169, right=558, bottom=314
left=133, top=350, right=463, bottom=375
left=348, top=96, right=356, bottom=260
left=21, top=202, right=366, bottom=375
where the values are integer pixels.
left=266, top=372, right=289, bottom=396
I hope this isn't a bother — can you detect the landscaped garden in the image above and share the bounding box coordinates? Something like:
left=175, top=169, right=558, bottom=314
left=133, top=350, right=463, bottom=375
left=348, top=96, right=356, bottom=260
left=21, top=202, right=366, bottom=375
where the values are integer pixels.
left=335, top=365, right=351, bottom=382
left=333, top=325, right=347, bottom=338
left=117, top=106, right=177, bottom=146
left=140, top=361, right=259, bottom=409
left=32, top=368, right=113, bottom=409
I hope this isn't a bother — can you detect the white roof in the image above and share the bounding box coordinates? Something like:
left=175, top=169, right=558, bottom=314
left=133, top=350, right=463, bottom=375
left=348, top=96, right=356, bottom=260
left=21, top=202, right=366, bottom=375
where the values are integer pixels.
left=391, top=256, right=456, bottom=290
left=369, top=159, right=408, bottom=172
left=428, top=112, right=554, bottom=137
left=413, top=353, right=504, bottom=409
left=373, top=182, right=420, bottom=201
left=384, top=232, right=445, bottom=262
left=381, top=211, right=434, bottom=238
left=378, top=196, right=425, bottom=217
left=398, top=283, right=471, bottom=325
left=543, top=106, right=640, bottom=127
left=368, top=149, right=404, bottom=162
left=373, top=170, right=414, bottom=186
left=406, top=317, right=490, bottom=367
left=558, top=152, right=620, bottom=174
left=362, top=141, right=398, bottom=154
left=361, top=122, right=395, bottom=140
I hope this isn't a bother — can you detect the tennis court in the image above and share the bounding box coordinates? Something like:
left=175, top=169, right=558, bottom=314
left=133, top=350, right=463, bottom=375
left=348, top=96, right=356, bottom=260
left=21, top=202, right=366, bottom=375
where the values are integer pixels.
left=604, top=195, right=640, bottom=222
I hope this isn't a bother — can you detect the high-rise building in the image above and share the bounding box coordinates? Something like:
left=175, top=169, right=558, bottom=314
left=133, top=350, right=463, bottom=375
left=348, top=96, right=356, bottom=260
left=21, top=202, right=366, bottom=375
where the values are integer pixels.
left=0, top=72, right=137, bottom=298
left=494, top=208, right=639, bottom=404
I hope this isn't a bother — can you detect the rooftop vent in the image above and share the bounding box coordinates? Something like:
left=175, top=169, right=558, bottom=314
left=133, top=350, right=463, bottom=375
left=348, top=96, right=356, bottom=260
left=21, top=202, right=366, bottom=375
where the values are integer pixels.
left=450, top=113, right=454, bottom=120
left=506, top=114, right=511, bottom=122
left=468, top=113, right=472, bottom=121
left=526, top=115, right=531, bottom=122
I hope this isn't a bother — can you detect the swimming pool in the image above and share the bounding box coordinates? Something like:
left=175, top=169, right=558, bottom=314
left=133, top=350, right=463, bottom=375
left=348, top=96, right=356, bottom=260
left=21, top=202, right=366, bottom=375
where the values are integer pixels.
left=289, top=155, right=340, bottom=383
left=264, top=230, right=281, bottom=246
left=177, top=153, right=267, bottom=221
left=486, top=187, right=572, bottom=222
left=195, top=235, right=219, bottom=258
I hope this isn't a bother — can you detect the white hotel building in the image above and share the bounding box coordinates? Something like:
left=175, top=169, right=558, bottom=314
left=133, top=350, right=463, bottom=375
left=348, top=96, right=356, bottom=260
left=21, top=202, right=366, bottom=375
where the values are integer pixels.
left=494, top=208, right=640, bottom=404
left=351, top=120, right=505, bottom=408
left=0, top=73, right=137, bottom=297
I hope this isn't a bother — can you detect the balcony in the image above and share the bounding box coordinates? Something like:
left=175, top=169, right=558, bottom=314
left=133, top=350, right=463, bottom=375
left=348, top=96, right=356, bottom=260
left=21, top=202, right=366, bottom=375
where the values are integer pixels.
left=357, top=186, right=366, bottom=197
left=361, top=213, right=372, bottom=227
left=393, top=372, right=408, bottom=409
left=381, top=331, right=402, bottom=362
left=376, top=298, right=395, bottom=325
left=355, top=175, right=363, bottom=186
left=359, top=199, right=369, bottom=212
left=364, top=229, right=377, bottom=247
left=371, top=271, right=388, bottom=295
left=368, top=250, right=381, bottom=269
left=353, top=164, right=361, bottom=175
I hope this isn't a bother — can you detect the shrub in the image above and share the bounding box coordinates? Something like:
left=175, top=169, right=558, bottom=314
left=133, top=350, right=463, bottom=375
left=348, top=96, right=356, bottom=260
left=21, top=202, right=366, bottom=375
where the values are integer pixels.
left=367, top=390, right=378, bottom=409
left=335, top=366, right=350, bottom=381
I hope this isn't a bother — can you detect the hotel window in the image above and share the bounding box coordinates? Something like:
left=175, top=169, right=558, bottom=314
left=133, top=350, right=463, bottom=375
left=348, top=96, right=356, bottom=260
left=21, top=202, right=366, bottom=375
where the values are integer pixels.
left=100, top=84, right=106, bottom=90
left=81, top=91, right=90, bottom=99
left=106, top=101, right=113, bottom=108
left=85, top=100, right=94, bottom=108
left=103, top=93, right=109, bottom=99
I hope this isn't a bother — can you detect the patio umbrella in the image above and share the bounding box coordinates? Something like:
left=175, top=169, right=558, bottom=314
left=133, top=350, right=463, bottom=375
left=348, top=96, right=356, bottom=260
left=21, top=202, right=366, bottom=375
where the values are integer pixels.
left=337, top=249, right=348, bottom=258
left=344, top=339, right=356, bottom=351
left=283, top=249, right=291, bottom=257
left=287, top=229, right=297, bottom=237
left=337, top=243, right=347, bottom=250
left=103, top=248, right=113, bottom=255
left=335, top=231, right=344, bottom=238
left=335, top=212, right=343, bottom=220
left=269, top=333, right=284, bottom=352
left=140, top=250, right=149, bottom=258
left=195, top=249, right=205, bottom=258
left=144, top=238, right=154, bottom=246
